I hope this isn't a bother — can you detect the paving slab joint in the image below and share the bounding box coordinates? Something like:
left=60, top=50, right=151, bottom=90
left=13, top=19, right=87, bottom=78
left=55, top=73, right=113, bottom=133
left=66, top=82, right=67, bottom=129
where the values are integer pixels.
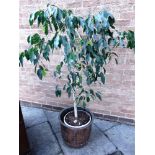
left=94, top=122, right=120, bottom=133
left=107, top=150, right=124, bottom=155
left=43, top=111, right=64, bottom=155
left=25, top=121, right=48, bottom=129
left=94, top=123, right=118, bottom=149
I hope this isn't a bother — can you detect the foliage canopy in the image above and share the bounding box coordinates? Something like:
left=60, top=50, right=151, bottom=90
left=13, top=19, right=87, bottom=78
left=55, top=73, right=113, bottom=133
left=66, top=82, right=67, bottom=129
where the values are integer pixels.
left=19, top=4, right=135, bottom=108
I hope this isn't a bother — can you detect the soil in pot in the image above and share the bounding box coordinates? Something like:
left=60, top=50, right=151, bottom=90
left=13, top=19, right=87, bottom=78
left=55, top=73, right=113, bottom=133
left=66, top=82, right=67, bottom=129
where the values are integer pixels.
left=60, top=107, right=93, bottom=148
left=64, top=110, right=91, bottom=127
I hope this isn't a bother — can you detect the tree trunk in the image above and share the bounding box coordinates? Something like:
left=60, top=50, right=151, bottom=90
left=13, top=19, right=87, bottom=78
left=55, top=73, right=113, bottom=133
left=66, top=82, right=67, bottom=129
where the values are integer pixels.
left=72, top=91, right=78, bottom=119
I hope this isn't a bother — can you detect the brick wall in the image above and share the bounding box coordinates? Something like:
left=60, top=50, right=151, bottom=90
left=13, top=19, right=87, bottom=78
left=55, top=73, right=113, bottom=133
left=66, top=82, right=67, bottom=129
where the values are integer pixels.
left=19, top=0, right=135, bottom=121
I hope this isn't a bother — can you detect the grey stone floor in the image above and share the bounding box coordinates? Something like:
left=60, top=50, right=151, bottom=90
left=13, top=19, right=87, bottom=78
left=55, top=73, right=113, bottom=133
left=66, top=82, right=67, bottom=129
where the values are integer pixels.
left=21, top=106, right=135, bottom=155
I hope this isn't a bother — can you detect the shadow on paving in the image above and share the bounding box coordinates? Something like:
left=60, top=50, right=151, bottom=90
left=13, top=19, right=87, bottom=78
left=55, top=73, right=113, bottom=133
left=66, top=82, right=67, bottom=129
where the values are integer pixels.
left=21, top=106, right=135, bottom=155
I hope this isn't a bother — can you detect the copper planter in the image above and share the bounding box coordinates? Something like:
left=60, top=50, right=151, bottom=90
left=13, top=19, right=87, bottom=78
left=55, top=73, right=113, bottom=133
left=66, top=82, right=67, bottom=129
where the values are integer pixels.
left=59, top=107, right=93, bottom=148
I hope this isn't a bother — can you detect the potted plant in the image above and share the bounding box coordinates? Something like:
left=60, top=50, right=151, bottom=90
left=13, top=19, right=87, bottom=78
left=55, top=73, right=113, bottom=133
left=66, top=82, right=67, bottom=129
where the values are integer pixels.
left=19, top=4, right=135, bottom=148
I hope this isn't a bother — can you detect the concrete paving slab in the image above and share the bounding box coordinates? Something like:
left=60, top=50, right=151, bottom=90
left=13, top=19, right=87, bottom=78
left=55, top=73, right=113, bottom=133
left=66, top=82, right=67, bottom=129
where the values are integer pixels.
left=21, top=106, right=47, bottom=128
left=94, top=118, right=119, bottom=132
left=44, top=110, right=61, bottom=133
left=27, top=122, right=61, bottom=155
left=21, top=106, right=134, bottom=155
left=108, top=150, right=124, bottom=155
left=30, top=142, right=62, bottom=155
left=105, top=124, right=135, bottom=155
left=27, top=122, right=58, bottom=147
left=55, top=124, right=116, bottom=155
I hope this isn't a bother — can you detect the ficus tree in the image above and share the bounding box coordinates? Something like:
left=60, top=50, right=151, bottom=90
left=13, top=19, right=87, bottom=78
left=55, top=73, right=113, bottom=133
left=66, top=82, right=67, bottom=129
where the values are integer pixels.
left=19, top=4, right=135, bottom=121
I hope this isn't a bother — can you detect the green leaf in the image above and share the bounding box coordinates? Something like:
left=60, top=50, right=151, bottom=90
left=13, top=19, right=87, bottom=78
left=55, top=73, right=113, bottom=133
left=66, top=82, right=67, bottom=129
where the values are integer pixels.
left=27, top=35, right=31, bottom=43
left=19, top=52, right=25, bottom=67
left=108, top=16, right=115, bottom=29
left=55, top=85, right=61, bottom=97
left=89, top=89, right=95, bottom=96
left=51, top=16, right=58, bottom=31
left=87, top=16, right=94, bottom=31
left=61, top=36, right=70, bottom=55
left=52, top=6, right=58, bottom=18
left=24, top=50, right=29, bottom=60
left=30, top=33, right=41, bottom=45
left=62, top=10, right=67, bottom=18
left=68, top=10, right=73, bottom=15
left=126, top=30, right=135, bottom=49
left=75, top=63, right=82, bottom=71
left=63, top=84, right=66, bottom=90
left=57, top=8, right=63, bottom=20
left=43, top=22, right=48, bottom=35
left=103, top=67, right=106, bottom=74
left=27, top=47, right=39, bottom=64
left=86, top=96, right=90, bottom=102
left=66, top=86, right=72, bottom=98
left=67, top=52, right=77, bottom=64
left=86, top=77, right=92, bottom=85
left=54, top=34, right=60, bottom=48
left=96, top=92, right=102, bottom=101
left=56, top=64, right=61, bottom=74
left=83, top=101, right=86, bottom=108
left=47, top=5, right=53, bottom=16
left=37, top=68, right=43, bottom=80
left=28, top=49, right=36, bottom=63
left=29, top=13, right=35, bottom=26
left=100, top=72, right=105, bottom=84
left=42, top=68, right=47, bottom=77
left=34, top=65, right=37, bottom=73
left=37, top=66, right=47, bottom=80
left=48, top=39, right=54, bottom=49
left=42, top=44, right=50, bottom=61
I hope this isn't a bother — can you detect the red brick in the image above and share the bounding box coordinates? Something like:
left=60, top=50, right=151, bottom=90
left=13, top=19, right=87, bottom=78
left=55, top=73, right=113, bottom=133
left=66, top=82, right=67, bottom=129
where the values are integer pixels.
left=123, top=70, right=135, bottom=76
left=67, top=2, right=82, bottom=8
left=19, top=0, right=28, bottom=5
left=100, top=0, right=120, bottom=5
left=120, top=108, right=134, bottom=114
left=83, top=0, right=100, bottom=7
left=120, top=12, right=135, bottom=19
left=115, top=19, right=131, bottom=27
